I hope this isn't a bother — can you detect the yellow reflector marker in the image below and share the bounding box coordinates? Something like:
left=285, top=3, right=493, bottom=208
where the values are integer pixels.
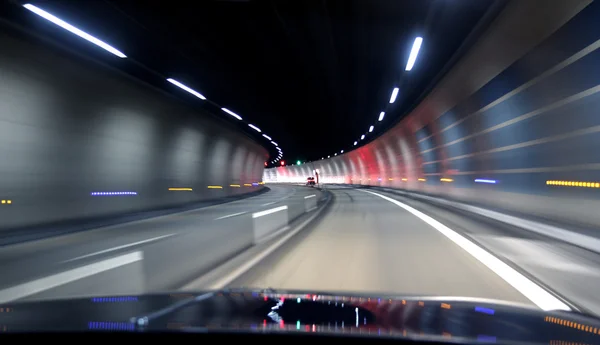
left=388, top=178, right=393, bottom=181
left=418, top=178, right=426, bottom=182
left=258, top=182, right=265, bottom=185
left=1, top=200, right=5, bottom=204
left=6, top=200, right=11, bottom=204
left=402, top=178, right=408, bottom=181
left=207, top=186, right=222, bottom=189
left=168, top=187, right=192, bottom=191
left=244, top=183, right=252, bottom=187
left=230, top=184, right=241, bottom=188
left=440, top=178, right=453, bottom=182
left=546, top=180, right=600, bottom=188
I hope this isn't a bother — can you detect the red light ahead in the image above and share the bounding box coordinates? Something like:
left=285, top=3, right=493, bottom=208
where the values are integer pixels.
left=280, top=161, right=285, bottom=166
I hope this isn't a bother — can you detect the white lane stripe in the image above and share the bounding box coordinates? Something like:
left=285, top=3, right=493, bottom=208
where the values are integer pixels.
left=261, top=201, right=277, bottom=206
left=359, top=190, right=570, bottom=312
left=304, top=194, right=316, bottom=199
left=62, top=234, right=173, bottom=263
left=252, top=205, right=288, bottom=218
left=215, top=211, right=247, bottom=220
left=0, top=251, right=143, bottom=303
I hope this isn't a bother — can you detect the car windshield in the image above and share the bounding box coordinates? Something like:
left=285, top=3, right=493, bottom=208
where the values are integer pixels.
left=1, top=0, right=600, bottom=342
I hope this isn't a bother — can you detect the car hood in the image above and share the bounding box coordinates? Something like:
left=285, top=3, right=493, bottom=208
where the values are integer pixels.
left=1, top=289, right=599, bottom=344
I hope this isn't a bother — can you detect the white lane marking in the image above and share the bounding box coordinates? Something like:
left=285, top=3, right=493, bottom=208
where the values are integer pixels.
left=204, top=199, right=328, bottom=289
left=304, top=194, right=316, bottom=199
left=253, top=206, right=288, bottom=218
left=215, top=211, right=247, bottom=220
left=0, top=251, right=143, bottom=303
left=258, top=188, right=298, bottom=207
left=261, top=201, right=277, bottom=206
left=359, top=189, right=570, bottom=312
left=62, top=234, right=173, bottom=263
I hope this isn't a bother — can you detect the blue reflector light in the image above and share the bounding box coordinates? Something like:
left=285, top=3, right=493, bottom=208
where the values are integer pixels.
left=91, top=296, right=138, bottom=302
left=474, top=179, right=497, bottom=184
left=475, top=306, right=495, bottom=315
left=88, top=321, right=134, bottom=331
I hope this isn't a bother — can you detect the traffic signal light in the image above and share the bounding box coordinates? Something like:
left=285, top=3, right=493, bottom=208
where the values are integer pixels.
left=297, top=160, right=301, bottom=165
left=280, top=161, right=285, bottom=166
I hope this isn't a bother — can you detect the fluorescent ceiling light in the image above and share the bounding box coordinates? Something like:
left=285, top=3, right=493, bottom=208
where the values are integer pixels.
left=340, top=150, right=344, bottom=153
left=354, top=141, right=357, bottom=146
left=369, top=126, right=374, bottom=133
left=23, top=4, right=127, bottom=58
left=248, top=124, right=261, bottom=132
left=167, top=79, right=206, bottom=100
left=221, top=108, right=242, bottom=120
left=389, top=88, right=399, bottom=103
left=405, top=37, right=423, bottom=71
left=272, top=141, right=278, bottom=146
left=262, top=134, right=272, bottom=140
left=378, top=112, right=385, bottom=121
left=361, top=134, right=365, bottom=140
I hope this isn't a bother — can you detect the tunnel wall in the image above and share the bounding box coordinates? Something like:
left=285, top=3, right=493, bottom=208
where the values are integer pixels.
left=264, top=0, right=600, bottom=228
left=0, top=25, right=267, bottom=229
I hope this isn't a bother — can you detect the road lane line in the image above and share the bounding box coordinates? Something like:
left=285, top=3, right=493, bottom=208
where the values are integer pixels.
left=304, top=194, right=316, bottom=199
left=62, top=234, right=174, bottom=263
left=261, top=201, right=277, bottom=206
left=359, top=189, right=571, bottom=312
left=0, top=251, right=143, bottom=303
left=260, top=189, right=297, bottom=206
left=215, top=211, right=247, bottom=220
left=253, top=206, right=288, bottom=218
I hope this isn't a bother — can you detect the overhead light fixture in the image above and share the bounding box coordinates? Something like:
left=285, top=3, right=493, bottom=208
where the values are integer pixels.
left=405, top=37, right=423, bottom=71
left=167, top=78, right=206, bottom=100
left=354, top=141, right=357, bottom=146
left=248, top=124, right=261, bottom=132
left=221, top=108, right=242, bottom=120
left=328, top=155, right=331, bottom=158
left=262, top=134, right=272, bottom=140
left=361, top=134, right=365, bottom=140
left=334, top=153, right=337, bottom=156
left=378, top=112, right=385, bottom=121
left=22, top=4, right=127, bottom=58
left=389, top=88, right=399, bottom=103
left=272, top=141, right=278, bottom=146
left=341, top=150, right=344, bottom=153
left=369, top=126, right=374, bottom=133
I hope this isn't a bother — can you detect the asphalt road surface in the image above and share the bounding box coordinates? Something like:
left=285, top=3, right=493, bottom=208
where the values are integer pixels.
left=0, top=185, right=317, bottom=302
left=229, top=185, right=600, bottom=316
left=2, top=184, right=599, bottom=317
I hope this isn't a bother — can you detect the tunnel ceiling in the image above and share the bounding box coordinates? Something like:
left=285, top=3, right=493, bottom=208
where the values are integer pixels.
left=5, top=0, right=502, bottom=165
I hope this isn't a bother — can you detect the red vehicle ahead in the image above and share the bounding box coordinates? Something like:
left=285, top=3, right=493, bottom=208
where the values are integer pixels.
left=306, top=177, right=316, bottom=186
